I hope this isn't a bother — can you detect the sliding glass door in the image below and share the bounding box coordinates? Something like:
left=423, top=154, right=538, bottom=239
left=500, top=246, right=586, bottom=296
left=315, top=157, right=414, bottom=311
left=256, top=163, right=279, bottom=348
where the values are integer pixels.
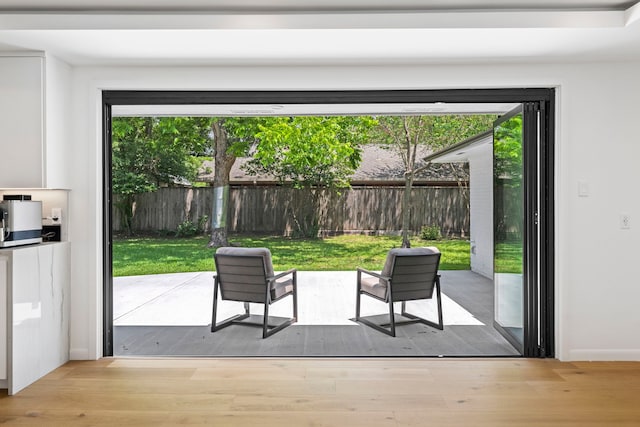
left=493, top=102, right=548, bottom=356
left=493, top=106, right=525, bottom=352
left=102, top=89, right=554, bottom=357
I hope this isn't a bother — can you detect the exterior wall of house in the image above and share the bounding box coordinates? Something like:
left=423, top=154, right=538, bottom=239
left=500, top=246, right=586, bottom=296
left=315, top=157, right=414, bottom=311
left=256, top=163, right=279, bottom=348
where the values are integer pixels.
left=469, top=144, right=494, bottom=280
left=48, top=59, right=640, bottom=361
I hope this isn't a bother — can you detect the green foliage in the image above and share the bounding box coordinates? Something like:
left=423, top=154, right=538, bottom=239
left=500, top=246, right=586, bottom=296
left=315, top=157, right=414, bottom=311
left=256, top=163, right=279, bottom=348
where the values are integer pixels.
left=372, top=114, right=495, bottom=247
left=112, top=235, right=470, bottom=276
left=290, top=218, right=320, bottom=239
left=238, top=116, right=377, bottom=238
left=112, top=117, right=212, bottom=233
left=175, top=220, right=198, bottom=237
left=245, top=116, right=378, bottom=188
left=420, top=225, right=442, bottom=240
left=112, top=117, right=212, bottom=196
left=217, top=117, right=264, bottom=156
left=196, top=215, right=209, bottom=233
left=175, top=215, right=209, bottom=237
left=494, top=113, right=523, bottom=184
left=494, top=113, right=524, bottom=243
left=374, top=115, right=496, bottom=153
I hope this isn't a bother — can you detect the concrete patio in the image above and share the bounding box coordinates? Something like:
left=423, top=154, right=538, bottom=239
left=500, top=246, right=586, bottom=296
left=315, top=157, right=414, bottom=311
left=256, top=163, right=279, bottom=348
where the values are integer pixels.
left=114, top=270, right=486, bottom=327
left=112, top=270, right=523, bottom=357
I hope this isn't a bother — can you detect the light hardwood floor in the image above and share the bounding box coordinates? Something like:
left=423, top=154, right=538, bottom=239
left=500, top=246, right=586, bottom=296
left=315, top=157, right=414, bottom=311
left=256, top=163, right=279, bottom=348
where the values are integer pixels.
left=1, top=358, right=639, bottom=426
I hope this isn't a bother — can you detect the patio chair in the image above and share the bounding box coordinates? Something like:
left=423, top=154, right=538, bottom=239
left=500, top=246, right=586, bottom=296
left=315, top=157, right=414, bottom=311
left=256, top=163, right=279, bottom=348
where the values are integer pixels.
left=355, top=247, right=443, bottom=337
left=211, top=247, right=298, bottom=338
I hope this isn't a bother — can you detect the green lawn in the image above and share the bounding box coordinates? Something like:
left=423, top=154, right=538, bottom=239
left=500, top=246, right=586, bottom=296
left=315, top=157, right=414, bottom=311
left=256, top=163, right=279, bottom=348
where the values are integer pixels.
left=494, top=242, right=523, bottom=274
left=112, top=234, right=471, bottom=277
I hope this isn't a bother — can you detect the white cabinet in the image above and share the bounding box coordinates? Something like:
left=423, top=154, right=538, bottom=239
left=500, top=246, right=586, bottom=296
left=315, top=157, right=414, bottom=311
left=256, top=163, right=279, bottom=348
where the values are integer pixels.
left=0, top=257, right=6, bottom=385
left=1, top=242, right=70, bottom=395
left=0, top=55, right=44, bottom=188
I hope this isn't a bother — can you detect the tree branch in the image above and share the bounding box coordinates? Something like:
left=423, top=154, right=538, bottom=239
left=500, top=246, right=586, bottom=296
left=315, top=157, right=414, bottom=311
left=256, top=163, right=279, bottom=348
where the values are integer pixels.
left=413, top=161, right=432, bottom=175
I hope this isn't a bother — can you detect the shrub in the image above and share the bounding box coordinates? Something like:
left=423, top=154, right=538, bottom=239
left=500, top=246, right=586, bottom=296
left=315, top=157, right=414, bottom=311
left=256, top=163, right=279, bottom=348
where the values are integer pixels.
left=175, top=220, right=198, bottom=237
left=175, top=215, right=209, bottom=237
left=420, top=225, right=442, bottom=240
left=197, top=215, right=209, bottom=233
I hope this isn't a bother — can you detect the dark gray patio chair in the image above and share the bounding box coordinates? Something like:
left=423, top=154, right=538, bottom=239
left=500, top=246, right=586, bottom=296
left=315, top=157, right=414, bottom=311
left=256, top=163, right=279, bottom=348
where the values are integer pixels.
left=212, top=247, right=298, bottom=338
left=355, top=247, right=443, bottom=337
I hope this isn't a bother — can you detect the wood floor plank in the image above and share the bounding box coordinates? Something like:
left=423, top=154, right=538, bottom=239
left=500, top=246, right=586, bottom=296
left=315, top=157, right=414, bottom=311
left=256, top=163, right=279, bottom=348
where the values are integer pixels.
left=1, top=358, right=639, bottom=426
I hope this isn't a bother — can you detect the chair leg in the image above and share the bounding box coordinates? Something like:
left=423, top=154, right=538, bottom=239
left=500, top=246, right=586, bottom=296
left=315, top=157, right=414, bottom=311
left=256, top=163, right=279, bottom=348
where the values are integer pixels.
left=261, top=275, right=298, bottom=338
left=358, top=277, right=444, bottom=336
left=355, top=270, right=362, bottom=320
left=400, top=277, right=444, bottom=331
left=213, top=274, right=297, bottom=339
left=388, top=299, right=396, bottom=337
left=262, top=293, right=297, bottom=338
left=211, top=275, right=219, bottom=332
left=435, top=276, right=444, bottom=328
left=211, top=276, right=252, bottom=333
left=356, top=307, right=395, bottom=337
left=353, top=273, right=396, bottom=336
left=354, top=294, right=396, bottom=337
left=292, top=270, right=298, bottom=321
left=262, top=298, right=270, bottom=339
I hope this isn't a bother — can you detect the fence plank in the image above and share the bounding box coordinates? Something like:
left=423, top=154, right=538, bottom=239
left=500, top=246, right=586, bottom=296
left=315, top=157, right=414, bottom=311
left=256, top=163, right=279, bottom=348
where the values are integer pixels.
left=113, top=186, right=469, bottom=237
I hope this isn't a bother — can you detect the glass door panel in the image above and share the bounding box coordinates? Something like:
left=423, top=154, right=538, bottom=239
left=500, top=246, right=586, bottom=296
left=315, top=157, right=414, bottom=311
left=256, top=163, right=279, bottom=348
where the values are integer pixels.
left=494, top=107, right=525, bottom=353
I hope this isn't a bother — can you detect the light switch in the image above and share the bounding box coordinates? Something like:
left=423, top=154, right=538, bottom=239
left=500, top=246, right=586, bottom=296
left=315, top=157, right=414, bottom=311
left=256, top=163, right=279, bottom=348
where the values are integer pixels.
left=621, top=213, right=631, bottom=229
left=578, top=181, right=589, bottom=197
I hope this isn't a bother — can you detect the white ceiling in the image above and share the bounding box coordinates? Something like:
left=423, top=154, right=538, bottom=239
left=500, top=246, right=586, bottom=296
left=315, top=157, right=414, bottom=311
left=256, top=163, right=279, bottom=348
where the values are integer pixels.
left=0, top=1, right=636, bottom=12
left=0, top=1, right=639, bottom=66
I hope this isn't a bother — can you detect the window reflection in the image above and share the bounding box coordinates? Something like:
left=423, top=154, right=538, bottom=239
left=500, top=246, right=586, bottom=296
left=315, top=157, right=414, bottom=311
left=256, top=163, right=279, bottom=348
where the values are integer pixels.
left=494, top=112, right=524, bottom=345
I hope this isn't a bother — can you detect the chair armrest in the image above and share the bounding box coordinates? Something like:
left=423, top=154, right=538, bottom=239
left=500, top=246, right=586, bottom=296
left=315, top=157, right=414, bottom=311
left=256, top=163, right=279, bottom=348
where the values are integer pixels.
left=356, top=267, right=389, bottom=281
left=271, top=268, right=297, bottom=281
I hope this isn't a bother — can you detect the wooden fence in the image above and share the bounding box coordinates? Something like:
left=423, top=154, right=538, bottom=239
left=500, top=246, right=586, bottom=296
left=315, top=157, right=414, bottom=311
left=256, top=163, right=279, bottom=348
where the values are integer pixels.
left=113, top=185, right=470, bottom=237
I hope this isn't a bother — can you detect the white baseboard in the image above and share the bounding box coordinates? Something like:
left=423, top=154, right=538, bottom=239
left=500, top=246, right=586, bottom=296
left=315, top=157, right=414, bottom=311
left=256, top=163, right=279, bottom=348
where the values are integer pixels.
left=69, top=348, right=91, bottom=360
left=568, top=349, right=640, bottom=361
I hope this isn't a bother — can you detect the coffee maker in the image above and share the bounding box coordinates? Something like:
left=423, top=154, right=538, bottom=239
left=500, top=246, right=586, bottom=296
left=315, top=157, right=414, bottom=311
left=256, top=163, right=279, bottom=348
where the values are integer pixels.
left=0, top=195, right=43, bottom=248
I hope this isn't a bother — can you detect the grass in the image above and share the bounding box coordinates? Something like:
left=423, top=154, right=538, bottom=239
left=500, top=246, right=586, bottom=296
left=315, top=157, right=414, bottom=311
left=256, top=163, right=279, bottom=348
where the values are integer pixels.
left=495, top=242, right=523, bottom=274
left=112, top=234, right=471, bottom=277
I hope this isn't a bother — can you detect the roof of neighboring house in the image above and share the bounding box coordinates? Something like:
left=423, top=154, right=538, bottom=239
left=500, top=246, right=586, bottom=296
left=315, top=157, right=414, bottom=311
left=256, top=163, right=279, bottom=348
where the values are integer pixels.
left=197, top=144, right=468, bottom=186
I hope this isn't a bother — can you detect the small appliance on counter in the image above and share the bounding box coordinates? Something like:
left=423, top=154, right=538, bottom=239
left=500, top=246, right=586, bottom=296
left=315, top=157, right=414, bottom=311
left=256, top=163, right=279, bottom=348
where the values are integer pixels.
left=0, top=195, right=43, bottom=248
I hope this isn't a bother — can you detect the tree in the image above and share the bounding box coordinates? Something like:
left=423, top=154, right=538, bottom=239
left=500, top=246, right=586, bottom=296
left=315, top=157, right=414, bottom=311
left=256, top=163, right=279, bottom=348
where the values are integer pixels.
left=207, top=118, right=263, bottom=247
left=111, top=117, right=210, bottom=234
left=493, top=113, right=524, bottom=243
left=113, top=115, right=376, bottom=243
left=244, top=116, right=377, bottom=236
left=493, top=113, right=523, bottom=183
left=374, top=115, right=495, bottom=247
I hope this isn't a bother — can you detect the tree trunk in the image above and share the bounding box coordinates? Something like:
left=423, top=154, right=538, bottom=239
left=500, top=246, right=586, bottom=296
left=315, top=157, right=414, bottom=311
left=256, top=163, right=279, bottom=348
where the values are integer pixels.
left=208, top=120, right=236, bottom=248
left=114, top=194, right=135, bottom=236
left=290, top=187, right=321, bottom=238
left=401, top=173, right=414, bottom=248
left=209, top=226, right=228, bottom=248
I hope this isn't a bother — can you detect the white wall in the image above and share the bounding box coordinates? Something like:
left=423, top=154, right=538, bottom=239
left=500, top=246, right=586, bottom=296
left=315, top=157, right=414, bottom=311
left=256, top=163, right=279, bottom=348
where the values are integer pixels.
left=65, top=61, right=640, bottom=361
left=469, top=144, right=494, bottom=280
left=44, top=54, right=72, bottom=189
